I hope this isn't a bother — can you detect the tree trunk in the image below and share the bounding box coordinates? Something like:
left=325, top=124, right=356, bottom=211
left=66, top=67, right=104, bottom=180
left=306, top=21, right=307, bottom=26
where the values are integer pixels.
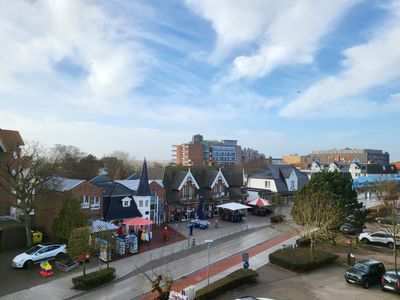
left=310, top=236, right=315, bottom=261
left=23, top=212, right=32, bottom=247
left=83, top=259, right=86, bottom=277
left=331, top=234, right=337, bottom=247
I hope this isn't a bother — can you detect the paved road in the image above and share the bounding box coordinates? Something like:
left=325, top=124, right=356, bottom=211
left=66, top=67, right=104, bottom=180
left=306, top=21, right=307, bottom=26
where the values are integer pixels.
left=74, top=224, right=294, bottom=300
left=218, top=264, right=399, bottom=300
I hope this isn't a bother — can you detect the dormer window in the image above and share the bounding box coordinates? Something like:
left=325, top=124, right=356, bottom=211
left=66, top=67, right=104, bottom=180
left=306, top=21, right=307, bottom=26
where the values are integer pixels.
left=121, top=197, right=131, bottom=207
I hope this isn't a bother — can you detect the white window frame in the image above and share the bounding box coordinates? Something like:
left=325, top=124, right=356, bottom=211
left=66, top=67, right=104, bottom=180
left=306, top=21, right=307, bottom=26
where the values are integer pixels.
left=265, top=181, right=270, bottom=188
left=12, top=150, right=18, bottom=160
left=145, top=200, right=149, bottom=207
left=122, top=199, right=131, bottom=207
left=139, top=200, right=143, bottom=207
left=82, top=195, right=90, bottom=208
left=91, top=196, right=100, bottom=210
left=188, top=187, right=193, bottom=199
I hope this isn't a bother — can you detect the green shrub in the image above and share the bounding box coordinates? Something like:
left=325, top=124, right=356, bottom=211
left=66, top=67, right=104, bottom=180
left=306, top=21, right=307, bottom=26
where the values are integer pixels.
left=269, top=248, right=338, bottom=272
left=72, top=267, right=115, bottom=290
left=296, top=236, right=311, bottom=247
left=271, top=215, right=286, bottom=223
left=195, top=269, right=258, bottom=300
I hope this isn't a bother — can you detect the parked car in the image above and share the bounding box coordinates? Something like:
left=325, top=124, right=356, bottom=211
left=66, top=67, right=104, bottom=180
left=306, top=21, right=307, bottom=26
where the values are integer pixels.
left=344, top=259, right=386, bottom=288
left=340, top=223, right=363, bottom=235
left=12, top=243, right=67, bottom=268
left=235, top=297, right=275, bottom=300
left=376, top=216, right=400, bottom=225
left=381, top=270, right=400, bottom=294
left=358, top=231, right=400, bottom=248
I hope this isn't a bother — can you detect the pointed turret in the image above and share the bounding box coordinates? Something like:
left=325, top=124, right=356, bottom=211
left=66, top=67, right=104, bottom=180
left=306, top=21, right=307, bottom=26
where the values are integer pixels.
left=136, top=158, right=151, bottom=196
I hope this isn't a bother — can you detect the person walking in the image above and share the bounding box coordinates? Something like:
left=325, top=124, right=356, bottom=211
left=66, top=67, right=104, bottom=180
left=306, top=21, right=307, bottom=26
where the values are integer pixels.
left=162, top=226, right=169, bottom=241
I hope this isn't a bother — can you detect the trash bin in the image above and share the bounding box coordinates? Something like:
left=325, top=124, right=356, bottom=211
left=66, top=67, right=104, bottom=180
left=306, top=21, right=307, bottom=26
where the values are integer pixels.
left=348, top=253, right=356, bottom=266
left=32, top=231, right=43, bottom=244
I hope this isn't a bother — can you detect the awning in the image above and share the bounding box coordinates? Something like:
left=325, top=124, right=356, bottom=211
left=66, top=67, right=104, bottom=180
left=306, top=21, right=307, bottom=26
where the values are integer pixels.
left=91, top=220, right=118, bottom=233
left=247, top=198, right=271, bottom=207
left=216, top=202, right=251, bottom=211
left=123, top=217, right=154, bottom=226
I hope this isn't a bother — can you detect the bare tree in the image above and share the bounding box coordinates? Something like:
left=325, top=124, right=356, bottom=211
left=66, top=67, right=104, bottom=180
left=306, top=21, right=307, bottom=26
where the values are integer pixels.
left=292, top=189, right=342, bottom=260
left=0, top=142, right=55, bottom=246
left=377, top=181, right=400, bottom=276
left=136, top=265, right=173, bottom=300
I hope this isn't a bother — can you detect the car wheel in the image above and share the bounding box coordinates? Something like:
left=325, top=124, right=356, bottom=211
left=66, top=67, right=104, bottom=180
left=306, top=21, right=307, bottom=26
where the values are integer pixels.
left=387, top=242, right=394, bottom=249
left=363, top=280, right=370, bottom=289
left=381, top=284, right=386, bottom=292
left=23, top=260, right=33, bottom=269
left=361, top=238, right=369, bottom=244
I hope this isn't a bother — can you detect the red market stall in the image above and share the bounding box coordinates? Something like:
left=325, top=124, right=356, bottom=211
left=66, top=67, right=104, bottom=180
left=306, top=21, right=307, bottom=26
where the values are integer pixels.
left=123, top=217, right=154, bottom=243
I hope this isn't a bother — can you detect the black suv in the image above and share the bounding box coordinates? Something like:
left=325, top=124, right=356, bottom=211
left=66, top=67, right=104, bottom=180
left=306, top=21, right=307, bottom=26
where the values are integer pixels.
left=344, top=259, right=385, bottom=289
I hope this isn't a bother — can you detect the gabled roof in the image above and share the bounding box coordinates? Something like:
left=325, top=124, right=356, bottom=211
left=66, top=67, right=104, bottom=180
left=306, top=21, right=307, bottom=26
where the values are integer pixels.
left=93, top=181, right=133, bottom=197
left=43, top=176, right=84, bottom=192
left=177, top=169, right=200, bottom=190
left=136, top=159, right=151, bottom=196
left=104, top=195, right=142, bottom=220
left=126, top=173, right=140, bottom=180
left=90, top=174, right=112, bottom=184
left=210, top=168, right=229, bottom=188
left=355, top=163, right=398, bottom=174
left=116, top=179, right=140, bottom=191
left=0, top=129, right=24, bottom=152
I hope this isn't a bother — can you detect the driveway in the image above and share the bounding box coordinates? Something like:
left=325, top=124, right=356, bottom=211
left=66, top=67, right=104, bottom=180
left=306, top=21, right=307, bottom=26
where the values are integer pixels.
left=217, top=263, right=399, bottom=300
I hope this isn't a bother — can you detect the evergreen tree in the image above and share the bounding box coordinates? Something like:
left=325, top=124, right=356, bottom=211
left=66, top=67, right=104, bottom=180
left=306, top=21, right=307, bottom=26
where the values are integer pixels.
left=53, top=197, right=88, bottom=243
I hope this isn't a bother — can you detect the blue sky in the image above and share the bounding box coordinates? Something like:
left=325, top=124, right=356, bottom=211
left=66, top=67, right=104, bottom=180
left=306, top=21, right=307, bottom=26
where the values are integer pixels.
left=1, top=0, right=400, bottom=161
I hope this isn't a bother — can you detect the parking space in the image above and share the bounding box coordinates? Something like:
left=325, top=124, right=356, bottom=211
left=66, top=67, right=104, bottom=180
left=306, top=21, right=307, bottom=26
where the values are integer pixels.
left=217, top=264, right=399, bottom=300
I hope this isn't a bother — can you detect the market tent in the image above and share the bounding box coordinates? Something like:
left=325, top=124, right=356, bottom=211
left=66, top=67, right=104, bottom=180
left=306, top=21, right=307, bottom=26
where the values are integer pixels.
left=91, top=220, right=118, bottom=233
left=123, top=217, right=153, bottom=226
left=247, top=198, right=271, bottom=207
left=216, top=202, right=251, bottom=211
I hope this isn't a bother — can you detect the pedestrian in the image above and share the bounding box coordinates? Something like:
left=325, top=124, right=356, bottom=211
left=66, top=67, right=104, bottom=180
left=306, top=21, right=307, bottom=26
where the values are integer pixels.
left=162, top=226, right=169, bottom=241
left=214, top=219, right=219, bottom=228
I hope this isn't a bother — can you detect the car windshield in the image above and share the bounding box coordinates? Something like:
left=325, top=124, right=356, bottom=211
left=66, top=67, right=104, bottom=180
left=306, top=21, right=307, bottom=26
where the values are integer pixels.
left=353, top=263, right=369, bottom=272
left=25, top=245, right=42, bottom=254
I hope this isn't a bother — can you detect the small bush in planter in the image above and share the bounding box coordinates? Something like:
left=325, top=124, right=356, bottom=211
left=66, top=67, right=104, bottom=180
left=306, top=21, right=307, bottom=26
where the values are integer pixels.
left=271, top=215, right=286, bottom=223
left=72, top=267, right=115, bottom=290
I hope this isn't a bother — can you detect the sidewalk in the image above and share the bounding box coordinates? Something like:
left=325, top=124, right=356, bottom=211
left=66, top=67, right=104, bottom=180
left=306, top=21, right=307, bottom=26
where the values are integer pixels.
left=139, top=230, right=299, bottom=300
left=2, top=219, right=296, bottom=300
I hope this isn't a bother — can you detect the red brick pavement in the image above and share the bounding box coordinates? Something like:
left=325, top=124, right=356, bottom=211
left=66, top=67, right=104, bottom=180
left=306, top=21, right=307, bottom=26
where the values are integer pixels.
left=141, top=230, right=298, bottom=300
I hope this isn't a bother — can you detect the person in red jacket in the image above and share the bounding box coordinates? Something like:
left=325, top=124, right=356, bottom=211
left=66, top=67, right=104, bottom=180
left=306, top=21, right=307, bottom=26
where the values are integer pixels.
left=162, top=226, right=169, bottom=241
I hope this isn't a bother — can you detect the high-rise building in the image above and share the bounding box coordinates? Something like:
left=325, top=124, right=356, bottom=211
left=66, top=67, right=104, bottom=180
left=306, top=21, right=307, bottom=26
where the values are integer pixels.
left=173, top=134, right=240, bottom=166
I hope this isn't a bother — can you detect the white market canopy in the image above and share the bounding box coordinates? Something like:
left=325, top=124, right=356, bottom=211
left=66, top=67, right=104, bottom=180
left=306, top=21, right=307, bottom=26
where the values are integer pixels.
left=91, top=220, right=118, bottom=233
left=216, top=202, right=251, bottom=211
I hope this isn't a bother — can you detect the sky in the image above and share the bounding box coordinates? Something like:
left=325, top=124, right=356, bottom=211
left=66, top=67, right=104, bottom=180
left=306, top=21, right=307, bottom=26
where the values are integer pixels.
left=1, top=0, right=400, bottom=161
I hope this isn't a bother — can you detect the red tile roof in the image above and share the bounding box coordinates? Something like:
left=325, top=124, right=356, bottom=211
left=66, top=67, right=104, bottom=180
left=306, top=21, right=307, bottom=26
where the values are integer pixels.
left=0, top=129, right=24, bottom=152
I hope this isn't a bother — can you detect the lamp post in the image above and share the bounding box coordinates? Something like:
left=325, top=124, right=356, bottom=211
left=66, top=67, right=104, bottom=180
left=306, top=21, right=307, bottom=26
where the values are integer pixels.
left=205, top=239, right=213, bottom=285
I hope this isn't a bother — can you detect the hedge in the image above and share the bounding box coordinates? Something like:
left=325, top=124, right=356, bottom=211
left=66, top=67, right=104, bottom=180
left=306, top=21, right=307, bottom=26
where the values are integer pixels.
left=271, top=215, right=286, bottom=223
left=72, top=267, right=116, bottom=290
left=195, top=269, right=258, bottom=300
left=269, top=248, right=338, bottom=272
left=296, top=236, right=311, bottom=247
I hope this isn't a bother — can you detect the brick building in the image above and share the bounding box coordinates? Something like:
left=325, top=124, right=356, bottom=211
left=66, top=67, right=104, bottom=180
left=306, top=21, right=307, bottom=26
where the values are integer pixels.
left=0, top=129, right=24, bottom=215
left=35, top=177, right=103, bottom=238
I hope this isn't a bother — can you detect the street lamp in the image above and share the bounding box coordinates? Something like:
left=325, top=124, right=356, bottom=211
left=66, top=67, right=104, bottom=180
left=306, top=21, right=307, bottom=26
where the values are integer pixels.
left=204, top=239, right=213, bottom=285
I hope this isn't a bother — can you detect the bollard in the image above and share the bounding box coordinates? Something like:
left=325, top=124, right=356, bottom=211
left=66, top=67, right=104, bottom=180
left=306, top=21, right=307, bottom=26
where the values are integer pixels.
left=192, top=238, right=196, bottom=247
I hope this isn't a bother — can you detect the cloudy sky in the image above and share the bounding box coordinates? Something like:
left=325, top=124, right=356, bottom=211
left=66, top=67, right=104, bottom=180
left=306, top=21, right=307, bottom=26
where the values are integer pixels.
left=1, top=0, right=400, bottom=161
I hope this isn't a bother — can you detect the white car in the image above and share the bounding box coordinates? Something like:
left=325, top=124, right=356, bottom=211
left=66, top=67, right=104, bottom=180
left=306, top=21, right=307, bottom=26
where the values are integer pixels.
left=12, top=243, right=67, bottom=268
left=358, top=231, right=400, bottom=248
left=235, top=297, right=275, bottom=300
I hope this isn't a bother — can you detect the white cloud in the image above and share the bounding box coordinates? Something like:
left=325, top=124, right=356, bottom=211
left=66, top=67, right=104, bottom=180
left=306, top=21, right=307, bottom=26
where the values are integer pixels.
left=280, top=3, right=400, bottom=117
left=185, top=0, right=359, bottom=80
left=0, top=111, right=185, bottom=161
left=0, top=0, right=149, bottom=107
left=184, top=0, right=285, bottom=63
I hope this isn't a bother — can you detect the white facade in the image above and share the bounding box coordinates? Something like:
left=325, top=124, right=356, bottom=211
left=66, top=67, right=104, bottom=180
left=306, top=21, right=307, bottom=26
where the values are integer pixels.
left=247, top=177, right=277, bottom=193
left=134, top=195, right=151, bottom=220
left=285, top=170, right=298, bottom=192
